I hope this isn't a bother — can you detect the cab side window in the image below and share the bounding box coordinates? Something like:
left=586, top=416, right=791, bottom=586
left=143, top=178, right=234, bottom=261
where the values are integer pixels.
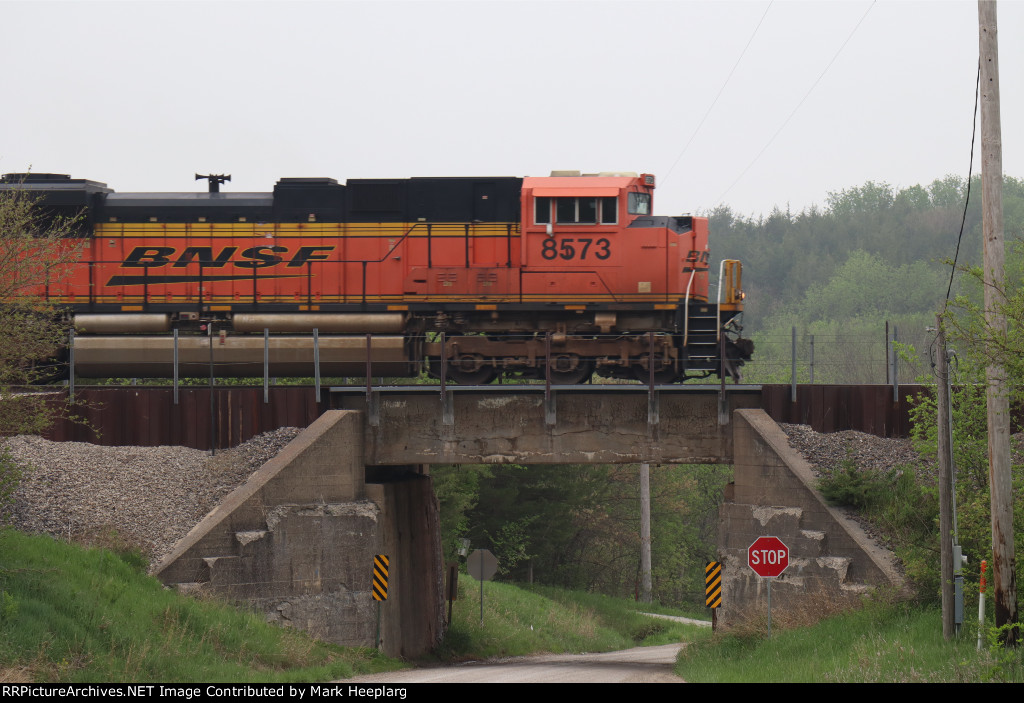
left=535, top=197, right=552, bottom=224
left=628, top=192, right=651, bottom=215
left=535, top=196, right=618, bottom=224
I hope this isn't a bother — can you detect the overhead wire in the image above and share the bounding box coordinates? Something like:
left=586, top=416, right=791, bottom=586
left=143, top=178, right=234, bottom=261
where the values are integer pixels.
left=945, top=60, right=982, bottom=307
left=712, top=1, right=876, bottom=206
left=663, top=1, right=774, bottom=183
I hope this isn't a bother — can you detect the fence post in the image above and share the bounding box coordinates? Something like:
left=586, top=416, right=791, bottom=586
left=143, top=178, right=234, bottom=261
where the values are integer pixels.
left=791, top=326, right=797, bottom=403
left=891, top=325, right=899, bottom=403
left=809, top=334, right=815, bottom=384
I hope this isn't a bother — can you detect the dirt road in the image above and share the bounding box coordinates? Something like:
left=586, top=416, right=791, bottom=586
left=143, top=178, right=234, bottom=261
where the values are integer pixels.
left=344, top=643, right=686, bottom=683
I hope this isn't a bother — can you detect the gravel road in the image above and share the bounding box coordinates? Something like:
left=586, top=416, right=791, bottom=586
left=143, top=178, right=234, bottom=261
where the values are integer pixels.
left=343, top=643, right=687, bottom=683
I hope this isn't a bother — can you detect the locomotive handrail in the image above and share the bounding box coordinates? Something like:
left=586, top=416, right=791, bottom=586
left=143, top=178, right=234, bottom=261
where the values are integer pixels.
left=716, top=258, right=726, bottom=342
left=683, top=268, right=696, bottom=346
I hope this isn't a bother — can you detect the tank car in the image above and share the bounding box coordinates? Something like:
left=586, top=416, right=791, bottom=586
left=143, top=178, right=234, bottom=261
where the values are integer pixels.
left=0, top=170, right=753, bottom=383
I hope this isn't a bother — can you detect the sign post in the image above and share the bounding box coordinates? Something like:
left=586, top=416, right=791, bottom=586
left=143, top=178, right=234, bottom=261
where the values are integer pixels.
left=467, top=549, right=499, bottom=625
left=372, top=554, right=389, bottom=650
left=748, top=536, right=789, bottom=637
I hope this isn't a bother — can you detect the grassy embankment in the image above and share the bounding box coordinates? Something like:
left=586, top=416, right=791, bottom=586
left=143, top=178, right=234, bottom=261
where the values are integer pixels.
left=9, top=525, right=1021, bottom=683
left=0, top=529, right=401, bottom=683
left=0, top=529, right=704, bottom=682
left=675, top=598, right=1024, bottom=683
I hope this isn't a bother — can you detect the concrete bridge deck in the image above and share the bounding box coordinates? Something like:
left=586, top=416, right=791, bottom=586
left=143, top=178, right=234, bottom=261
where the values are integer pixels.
left=332, top=384, right=762, bottom=465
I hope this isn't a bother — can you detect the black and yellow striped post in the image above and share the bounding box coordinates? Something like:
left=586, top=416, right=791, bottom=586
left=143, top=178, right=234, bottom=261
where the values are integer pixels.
left=705, top=561, right=722, bottom=630
left=373, top=554, right=389, bottom=601
left=373, top=554, right=389, bottom=649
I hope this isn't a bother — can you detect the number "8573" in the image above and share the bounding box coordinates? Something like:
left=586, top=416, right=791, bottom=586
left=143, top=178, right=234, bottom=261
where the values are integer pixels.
left=540, top=237, right=611, bottom=261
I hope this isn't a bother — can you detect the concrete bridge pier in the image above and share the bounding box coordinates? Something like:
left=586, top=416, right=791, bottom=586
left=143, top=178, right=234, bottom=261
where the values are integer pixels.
left=153, top=410, right=445, bottom=659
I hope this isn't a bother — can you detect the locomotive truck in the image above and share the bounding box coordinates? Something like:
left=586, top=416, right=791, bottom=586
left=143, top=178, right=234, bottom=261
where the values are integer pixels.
left=0, top=170, right=752, bottom=383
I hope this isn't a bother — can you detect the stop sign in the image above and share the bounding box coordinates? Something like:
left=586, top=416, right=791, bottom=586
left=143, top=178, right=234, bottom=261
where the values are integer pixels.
left=748, top=536, right=789, bottom=578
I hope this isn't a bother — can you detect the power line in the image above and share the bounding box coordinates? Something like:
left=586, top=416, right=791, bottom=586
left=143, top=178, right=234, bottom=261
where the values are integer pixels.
left=945, top=60, right=981, bottom=306
left=663, top=1, right=774, bottom=183
left=713, top=1, right=876, bottom=207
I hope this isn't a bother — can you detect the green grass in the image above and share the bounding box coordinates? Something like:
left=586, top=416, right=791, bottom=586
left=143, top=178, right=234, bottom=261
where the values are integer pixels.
left=676, top=600, right=1024, bottom=683
left=0, top=529, right=405, bottom=683
left=18, top=525, right=1017, bottom=683
left=433, top=576, right=708, bottom=661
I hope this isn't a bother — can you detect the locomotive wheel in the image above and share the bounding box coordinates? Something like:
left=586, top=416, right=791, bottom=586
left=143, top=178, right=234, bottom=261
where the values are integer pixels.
left=447, top=354, right=497, bottom=385
left=631, top=363, right=678, bottom=384
left=546, top=354, right=595, bottom=385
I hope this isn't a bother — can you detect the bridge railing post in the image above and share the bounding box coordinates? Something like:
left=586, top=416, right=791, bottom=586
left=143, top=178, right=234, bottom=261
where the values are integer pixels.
left=545, top=332, right=556, bottom=426
left=440, top=332, right=453, bottom=426
left=313, top=328, right=321, bottom=404
left=68, top=328, right=75, bottom=403
left=172, top=328, right=179, bottom=405
left=263, top=328, right=269, bottom=404
left=647, top=330, right=658, bottom=427
left=366, top=333, right=379, bottom=426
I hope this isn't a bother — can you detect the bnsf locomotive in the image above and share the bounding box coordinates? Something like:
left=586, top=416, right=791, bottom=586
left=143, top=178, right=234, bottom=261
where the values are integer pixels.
left=1, top=170, right=752, bottom=383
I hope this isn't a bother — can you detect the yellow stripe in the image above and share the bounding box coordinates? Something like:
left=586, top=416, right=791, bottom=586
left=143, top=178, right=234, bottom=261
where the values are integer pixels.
left=95, top=222, right=521, bottom=238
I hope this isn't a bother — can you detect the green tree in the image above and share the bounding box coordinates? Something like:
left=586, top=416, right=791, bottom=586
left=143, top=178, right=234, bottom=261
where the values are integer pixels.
left=0, top=182, right=83, bottom=522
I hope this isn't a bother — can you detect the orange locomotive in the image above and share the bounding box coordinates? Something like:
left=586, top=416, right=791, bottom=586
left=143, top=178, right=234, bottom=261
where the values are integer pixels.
left=2, top=170, right=752, bottom=383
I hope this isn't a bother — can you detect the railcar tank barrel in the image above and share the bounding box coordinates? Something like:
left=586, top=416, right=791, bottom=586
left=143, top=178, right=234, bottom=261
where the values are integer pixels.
left=73, top=314, right=171, bottom=334
left=71, top=335, right=411, bottom=378
left=232, top=313, right=406, bottom=334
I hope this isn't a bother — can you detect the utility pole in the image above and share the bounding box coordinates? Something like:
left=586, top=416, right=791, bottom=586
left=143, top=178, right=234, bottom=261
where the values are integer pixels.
left=640, top=462, right=652, bottom=603
left=936, top=316, right=954, bottom=639
left=978, top=0, right=1017, bottom=645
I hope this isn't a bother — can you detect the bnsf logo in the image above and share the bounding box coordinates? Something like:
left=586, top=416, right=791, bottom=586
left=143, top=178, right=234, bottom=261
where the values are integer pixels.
left=121, top=246, right=336, bottom=269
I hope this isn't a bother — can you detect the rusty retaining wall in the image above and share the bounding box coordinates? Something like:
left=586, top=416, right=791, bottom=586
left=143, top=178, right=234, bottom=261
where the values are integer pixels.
left=43, top=386, right=324, bottom=449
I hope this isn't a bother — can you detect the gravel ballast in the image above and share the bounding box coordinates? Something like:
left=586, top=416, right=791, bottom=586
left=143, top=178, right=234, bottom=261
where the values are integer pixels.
left=4, top=427, right=302, bottom=566
left=9, top=421, right=1013, bottom=571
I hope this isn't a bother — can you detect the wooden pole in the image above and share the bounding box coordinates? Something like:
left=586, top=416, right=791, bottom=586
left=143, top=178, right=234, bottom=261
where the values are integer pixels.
left=937, top=315, right=954, bottom=639
left=978, top=0, right=1017, bottom=645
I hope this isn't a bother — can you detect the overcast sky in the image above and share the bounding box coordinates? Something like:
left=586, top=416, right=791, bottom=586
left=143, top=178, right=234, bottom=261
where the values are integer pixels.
left=2, top=0, right=1020, bottom=218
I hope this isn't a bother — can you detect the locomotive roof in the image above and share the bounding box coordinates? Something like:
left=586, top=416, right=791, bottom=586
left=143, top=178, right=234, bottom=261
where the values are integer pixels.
left=106, top=192, right=274, bottom=208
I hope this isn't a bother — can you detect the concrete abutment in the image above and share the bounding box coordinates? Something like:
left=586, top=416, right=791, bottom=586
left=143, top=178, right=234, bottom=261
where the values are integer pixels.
left=154, top=396, right=905, bottom=655
left=717, top=409, right=905, bottom=628
left=154, top=409, right=445, bottom=659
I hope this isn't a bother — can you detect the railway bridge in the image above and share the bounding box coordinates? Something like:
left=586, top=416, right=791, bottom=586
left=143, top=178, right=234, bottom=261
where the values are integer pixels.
left=134, top=384, right=910, bottom=657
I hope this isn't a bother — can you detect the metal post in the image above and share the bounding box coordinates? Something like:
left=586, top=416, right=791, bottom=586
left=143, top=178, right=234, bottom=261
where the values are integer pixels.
left=209, top=322, right=216, bottom=457
left=718, top=328, right=728, bottom=426
left=885, top=321, right=890, bottom=384
left=68, top=328, right=75, bottom=402
left=366, top=334, right=379, bottom=427
left=440, top=332, right=452, bottom=426
left=790, top=326, right=797, bottom=403
left=544, top=332, right=555, bottom=426
left=263, top=328, right=269, bottom=404
left=809, top=334, right=815, bottom=384
left=648, top=331, right=659, bottom=426
left=313, top=327, right=321, bottom=404
left=891, top=325, right=899, bottom=403
left=173, top=328, right=179, bottom=405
